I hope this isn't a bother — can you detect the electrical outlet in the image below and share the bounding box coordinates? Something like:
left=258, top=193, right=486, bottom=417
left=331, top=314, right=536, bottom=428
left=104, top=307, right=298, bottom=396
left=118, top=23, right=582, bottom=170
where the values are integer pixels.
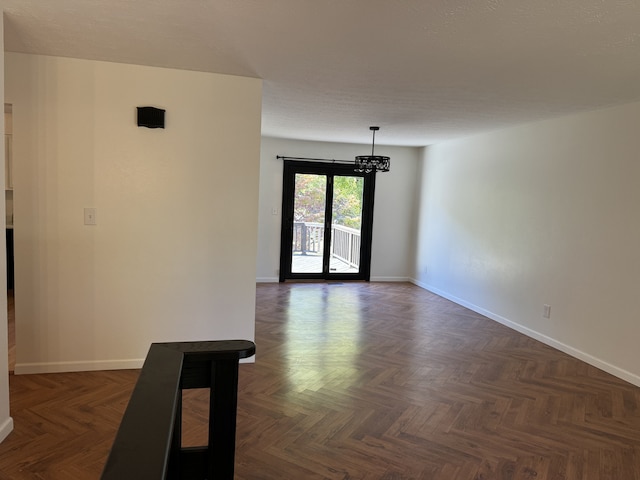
left=543, top=304, right=551, bottom=319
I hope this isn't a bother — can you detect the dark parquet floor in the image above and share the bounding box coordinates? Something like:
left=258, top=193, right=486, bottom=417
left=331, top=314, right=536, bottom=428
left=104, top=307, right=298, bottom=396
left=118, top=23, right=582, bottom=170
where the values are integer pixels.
left=1, top=282, right=640, bottom=479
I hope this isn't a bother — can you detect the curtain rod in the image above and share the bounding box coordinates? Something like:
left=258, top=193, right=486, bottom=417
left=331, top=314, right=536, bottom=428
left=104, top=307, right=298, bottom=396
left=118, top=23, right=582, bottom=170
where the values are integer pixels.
left=276, top=155, right=354, bottom=165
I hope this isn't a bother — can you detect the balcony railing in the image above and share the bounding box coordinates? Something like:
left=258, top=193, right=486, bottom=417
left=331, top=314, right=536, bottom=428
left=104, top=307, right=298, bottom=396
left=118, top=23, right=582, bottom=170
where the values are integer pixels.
left=330, top=224, right=361, bottom=268
left=293, top=222, right=324, bottom=255
left=292, top=222, right=361, bottom=269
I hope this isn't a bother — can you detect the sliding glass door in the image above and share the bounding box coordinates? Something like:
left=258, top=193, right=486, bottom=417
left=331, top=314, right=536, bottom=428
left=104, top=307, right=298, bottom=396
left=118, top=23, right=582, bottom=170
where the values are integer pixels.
left=279, top=161, right=376, bottom=281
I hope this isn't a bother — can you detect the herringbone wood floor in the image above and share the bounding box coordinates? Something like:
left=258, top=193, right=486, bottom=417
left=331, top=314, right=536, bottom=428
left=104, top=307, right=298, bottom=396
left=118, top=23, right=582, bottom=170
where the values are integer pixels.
left=1, top=282, right=640, bottom=479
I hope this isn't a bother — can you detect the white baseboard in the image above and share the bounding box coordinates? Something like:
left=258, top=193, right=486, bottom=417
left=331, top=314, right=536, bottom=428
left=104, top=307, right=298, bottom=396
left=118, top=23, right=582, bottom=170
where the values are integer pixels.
left=14, top=358, right=145, bottom=375
left=410, top=278, right=640, bottom=388
left=370, top=276, right=410, bottom=282
left=256, top=277, right=279, bottom=283
left=257, top=277, right=410, bottom=283
left=0, top=417, right=14, bottom=444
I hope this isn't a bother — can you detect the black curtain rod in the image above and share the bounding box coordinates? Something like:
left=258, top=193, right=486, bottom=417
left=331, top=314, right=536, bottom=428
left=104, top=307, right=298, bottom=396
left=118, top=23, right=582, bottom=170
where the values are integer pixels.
left=276, top=155, right=354, bottom=165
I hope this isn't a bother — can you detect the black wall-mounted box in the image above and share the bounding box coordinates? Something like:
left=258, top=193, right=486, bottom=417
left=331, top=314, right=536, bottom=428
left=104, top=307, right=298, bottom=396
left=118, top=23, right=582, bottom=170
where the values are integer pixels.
left=137, top=106, right=165, bottom=129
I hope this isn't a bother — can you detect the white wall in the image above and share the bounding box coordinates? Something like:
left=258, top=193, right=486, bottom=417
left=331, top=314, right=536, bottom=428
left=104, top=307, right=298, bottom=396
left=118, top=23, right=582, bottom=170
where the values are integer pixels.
left=257, top=137, right=420, bottom=282
left=5, top=53, right=261, bottom=374
left=413, top=100, right=640, bottom=386
left=0, top=9, right=14, bottom=443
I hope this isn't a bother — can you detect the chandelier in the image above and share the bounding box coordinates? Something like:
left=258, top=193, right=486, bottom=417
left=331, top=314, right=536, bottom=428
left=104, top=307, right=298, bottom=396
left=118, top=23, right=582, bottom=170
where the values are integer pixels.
left=355, top=126, right=390, bottom=173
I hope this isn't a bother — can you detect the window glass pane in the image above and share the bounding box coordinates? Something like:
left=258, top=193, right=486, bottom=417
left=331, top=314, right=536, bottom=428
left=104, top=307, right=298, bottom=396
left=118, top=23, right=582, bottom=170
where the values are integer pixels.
left=329, top=176, right=363, bottom=274
left=291, top=174, right=327, bottom=274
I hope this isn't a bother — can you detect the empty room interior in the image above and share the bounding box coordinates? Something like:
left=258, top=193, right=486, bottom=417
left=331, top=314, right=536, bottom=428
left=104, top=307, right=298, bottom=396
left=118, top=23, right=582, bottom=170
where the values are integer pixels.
left=1, top=1, right=640, bottom=478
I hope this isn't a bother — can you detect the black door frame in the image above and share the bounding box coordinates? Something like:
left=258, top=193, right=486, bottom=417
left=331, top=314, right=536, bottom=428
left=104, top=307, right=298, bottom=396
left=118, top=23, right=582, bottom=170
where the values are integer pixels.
left=279, top=160, right=376, bottom=282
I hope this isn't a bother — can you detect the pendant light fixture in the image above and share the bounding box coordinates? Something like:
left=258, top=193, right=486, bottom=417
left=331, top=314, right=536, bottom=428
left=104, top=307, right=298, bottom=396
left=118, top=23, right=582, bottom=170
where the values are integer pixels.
left=355, top=126, right=390, bottom=173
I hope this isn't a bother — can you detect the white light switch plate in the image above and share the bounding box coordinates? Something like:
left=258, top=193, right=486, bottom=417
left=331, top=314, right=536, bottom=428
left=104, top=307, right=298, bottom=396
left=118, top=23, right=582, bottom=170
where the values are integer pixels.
left=84, top=208, right=97, bottom=225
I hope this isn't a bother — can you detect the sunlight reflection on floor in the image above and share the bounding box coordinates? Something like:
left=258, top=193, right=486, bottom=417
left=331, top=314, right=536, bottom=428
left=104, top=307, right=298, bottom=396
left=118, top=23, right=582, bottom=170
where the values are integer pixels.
left=284, top=284, right=363, bottom=393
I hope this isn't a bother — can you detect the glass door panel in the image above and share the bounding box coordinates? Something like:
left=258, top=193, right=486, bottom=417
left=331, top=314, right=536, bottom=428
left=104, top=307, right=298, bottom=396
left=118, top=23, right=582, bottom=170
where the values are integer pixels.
left=291, top=174, right=327, bottom=274
left=329, top=176, right=364, bottom=274
left=280, top=160, right=375, bottom=282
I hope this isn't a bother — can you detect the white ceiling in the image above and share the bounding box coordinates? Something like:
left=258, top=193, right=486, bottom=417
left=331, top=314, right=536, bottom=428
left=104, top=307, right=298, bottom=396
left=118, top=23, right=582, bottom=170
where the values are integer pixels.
left=4, top=0, right=640, bottom=146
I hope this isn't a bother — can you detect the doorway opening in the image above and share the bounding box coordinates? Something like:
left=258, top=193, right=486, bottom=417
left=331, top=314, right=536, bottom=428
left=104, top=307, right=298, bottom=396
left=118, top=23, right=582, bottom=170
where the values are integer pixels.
left=5, top=103, right=14, bottom=373
left=279, top=160, right=376, bottom=282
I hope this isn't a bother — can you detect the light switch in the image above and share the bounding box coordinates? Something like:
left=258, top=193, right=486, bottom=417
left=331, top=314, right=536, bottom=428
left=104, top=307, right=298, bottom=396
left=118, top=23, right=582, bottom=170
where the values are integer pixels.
left=84, top=208, right=97, bottom=225
left=272, top=208, right=278, bottom=215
